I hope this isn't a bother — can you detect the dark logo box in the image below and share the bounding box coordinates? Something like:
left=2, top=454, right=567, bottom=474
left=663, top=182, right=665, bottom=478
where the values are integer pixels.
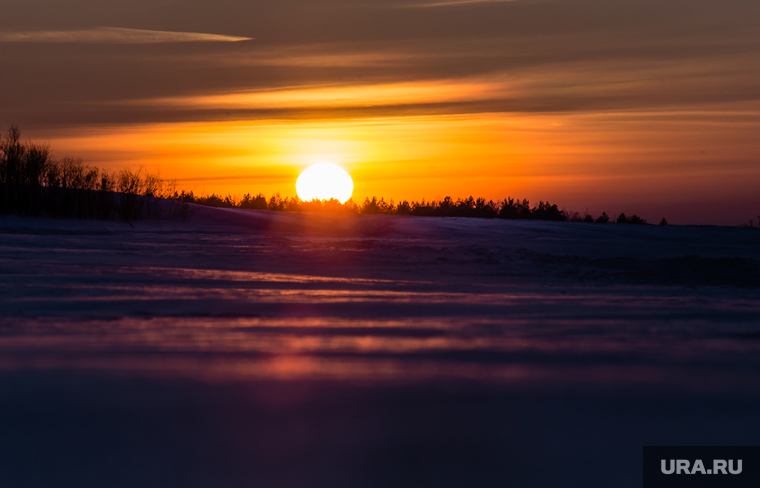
left=644, top=447, right=760, bottom=488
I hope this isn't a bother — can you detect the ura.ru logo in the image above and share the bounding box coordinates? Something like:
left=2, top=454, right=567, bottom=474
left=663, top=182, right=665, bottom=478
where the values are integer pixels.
left=661, top=459, right=742, bottom=475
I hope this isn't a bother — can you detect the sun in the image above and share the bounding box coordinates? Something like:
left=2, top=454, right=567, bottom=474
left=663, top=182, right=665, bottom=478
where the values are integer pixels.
left=296, top=163, right=354, bottom=203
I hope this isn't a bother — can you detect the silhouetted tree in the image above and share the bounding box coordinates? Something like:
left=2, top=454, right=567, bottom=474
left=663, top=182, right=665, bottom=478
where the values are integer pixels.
left=474, top=197, right=498, bottom=218
left=396, top=200, right=412, bottom=215
left=0, top=125, right=181, bottom=222
left=616, top=213, right=647, bottom=225
left=498, top=198, right=531, bottom=219
left=268, top=193, right=284, bottom=211
left=361, top=196, right=394, bottom=214
left=240, top=192, right=267, bottom=209
left=283, top=197, right=301, bottom=212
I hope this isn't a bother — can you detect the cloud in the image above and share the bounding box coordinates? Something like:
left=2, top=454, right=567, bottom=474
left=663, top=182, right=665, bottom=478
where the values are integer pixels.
left=401, top=0, right=533, bottom=8
left=130, top=79, right=511, bottom=111
left=0, top=27, right=250, bottom=44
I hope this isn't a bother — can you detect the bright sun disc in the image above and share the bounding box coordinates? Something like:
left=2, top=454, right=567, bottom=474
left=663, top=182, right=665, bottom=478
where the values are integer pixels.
left=296, top=163, right=354, bottom=203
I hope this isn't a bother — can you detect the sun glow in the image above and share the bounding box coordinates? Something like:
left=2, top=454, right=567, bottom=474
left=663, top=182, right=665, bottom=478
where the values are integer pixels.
left=296, top=163, right=354, bottom=203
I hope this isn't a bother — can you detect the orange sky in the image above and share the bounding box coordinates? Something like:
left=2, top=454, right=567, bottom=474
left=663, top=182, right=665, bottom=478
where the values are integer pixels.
left=44, top=103, right=760, bottom=224
left=2, top=0, right=760, bottom=224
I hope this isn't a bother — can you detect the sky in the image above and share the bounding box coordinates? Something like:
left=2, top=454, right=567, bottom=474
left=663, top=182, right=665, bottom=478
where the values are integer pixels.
left=1, top=0, right=759, bottom=224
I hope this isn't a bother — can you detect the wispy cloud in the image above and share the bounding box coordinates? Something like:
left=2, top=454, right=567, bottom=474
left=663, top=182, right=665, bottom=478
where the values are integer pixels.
left=126, top=78, right=511, bottom=111
left=401, top=0, right=530, bottom=8
left=0, top=27, right=250, bottom=44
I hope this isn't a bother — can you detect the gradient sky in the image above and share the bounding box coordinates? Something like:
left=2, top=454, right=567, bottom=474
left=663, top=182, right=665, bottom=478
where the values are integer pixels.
left=1, top=0, right=759, bottom=224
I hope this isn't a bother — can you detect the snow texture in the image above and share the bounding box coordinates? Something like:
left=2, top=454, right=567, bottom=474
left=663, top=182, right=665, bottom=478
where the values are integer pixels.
left=1, top=206, right=759, bottom=487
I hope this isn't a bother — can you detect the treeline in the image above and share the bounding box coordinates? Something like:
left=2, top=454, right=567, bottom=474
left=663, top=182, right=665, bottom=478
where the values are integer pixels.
left=3, top=125, right=661, bottom=225
left=0, top=126, right=186, bottom=222
left=172, top=191, right=658, bottom=224
left=171, top=190, right=358, bottom=214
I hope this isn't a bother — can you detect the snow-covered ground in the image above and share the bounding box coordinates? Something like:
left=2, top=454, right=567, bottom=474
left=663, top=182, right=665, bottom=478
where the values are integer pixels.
left=1, top=206, right=759, bottom=487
